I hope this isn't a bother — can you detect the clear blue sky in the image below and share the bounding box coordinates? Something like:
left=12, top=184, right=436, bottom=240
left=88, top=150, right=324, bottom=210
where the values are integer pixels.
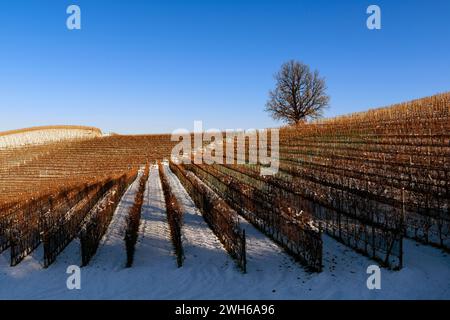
left=0, top=0, right=449, bottom=134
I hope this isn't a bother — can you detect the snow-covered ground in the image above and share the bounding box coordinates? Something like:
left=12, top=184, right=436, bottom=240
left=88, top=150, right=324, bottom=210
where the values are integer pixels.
left=0, top=165, right=449, bottom=299
left=0, top=126, right=101, bottom=149
left=87, top=169, right=144, bottom=270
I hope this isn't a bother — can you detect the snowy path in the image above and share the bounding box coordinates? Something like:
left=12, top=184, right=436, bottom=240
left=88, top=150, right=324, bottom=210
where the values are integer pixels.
left=0, top=165, right=449, bottom=299
left=134, top=165, right=173, bottom=269
left=162, top=164, right=239, bottom=297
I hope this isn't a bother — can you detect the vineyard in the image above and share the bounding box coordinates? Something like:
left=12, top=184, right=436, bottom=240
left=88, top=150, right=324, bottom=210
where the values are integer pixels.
left=0, top=125, right=102, bottom=149
left=277, top=93, right=449, bottom=268
left=0, top=93, right=449, bottom=299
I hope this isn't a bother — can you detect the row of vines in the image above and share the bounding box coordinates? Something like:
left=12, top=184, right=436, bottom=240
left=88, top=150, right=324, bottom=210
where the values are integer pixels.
left=80, top=173, right=136, bottom=266
left=184, top=162, right=323, bottom=271
left=125, top=164, right=150, bottom=267
left=159, top=162, right=184, bottom=267
left=0, top=170, right=137, bottom=267
left=170, top=162, right=247, bottom=272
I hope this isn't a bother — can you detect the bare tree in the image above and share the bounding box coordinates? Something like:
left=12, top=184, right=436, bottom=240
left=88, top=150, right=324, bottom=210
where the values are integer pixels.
left=266, top=60, right=329, bottom=125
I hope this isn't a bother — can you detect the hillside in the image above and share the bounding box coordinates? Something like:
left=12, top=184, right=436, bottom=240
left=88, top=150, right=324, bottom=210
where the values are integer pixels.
left=0, top=134, right=177, bottom=205
left=0, top=93, right=448, bottom=299
left=0, top=125, right=102, bottom=149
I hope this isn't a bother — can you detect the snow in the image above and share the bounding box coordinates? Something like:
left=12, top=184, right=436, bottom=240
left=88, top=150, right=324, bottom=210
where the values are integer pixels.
left=0, top=127, right=101, bottom=149
left=0, top=164, right=449, bottom=299
left=87, top=169, right=143, bottom=270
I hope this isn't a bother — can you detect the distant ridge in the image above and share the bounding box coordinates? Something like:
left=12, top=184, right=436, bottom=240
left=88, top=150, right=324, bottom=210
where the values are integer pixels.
left=0, top=125, right=102, bottom=137
left=0, top=125, right=102, bottom=149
